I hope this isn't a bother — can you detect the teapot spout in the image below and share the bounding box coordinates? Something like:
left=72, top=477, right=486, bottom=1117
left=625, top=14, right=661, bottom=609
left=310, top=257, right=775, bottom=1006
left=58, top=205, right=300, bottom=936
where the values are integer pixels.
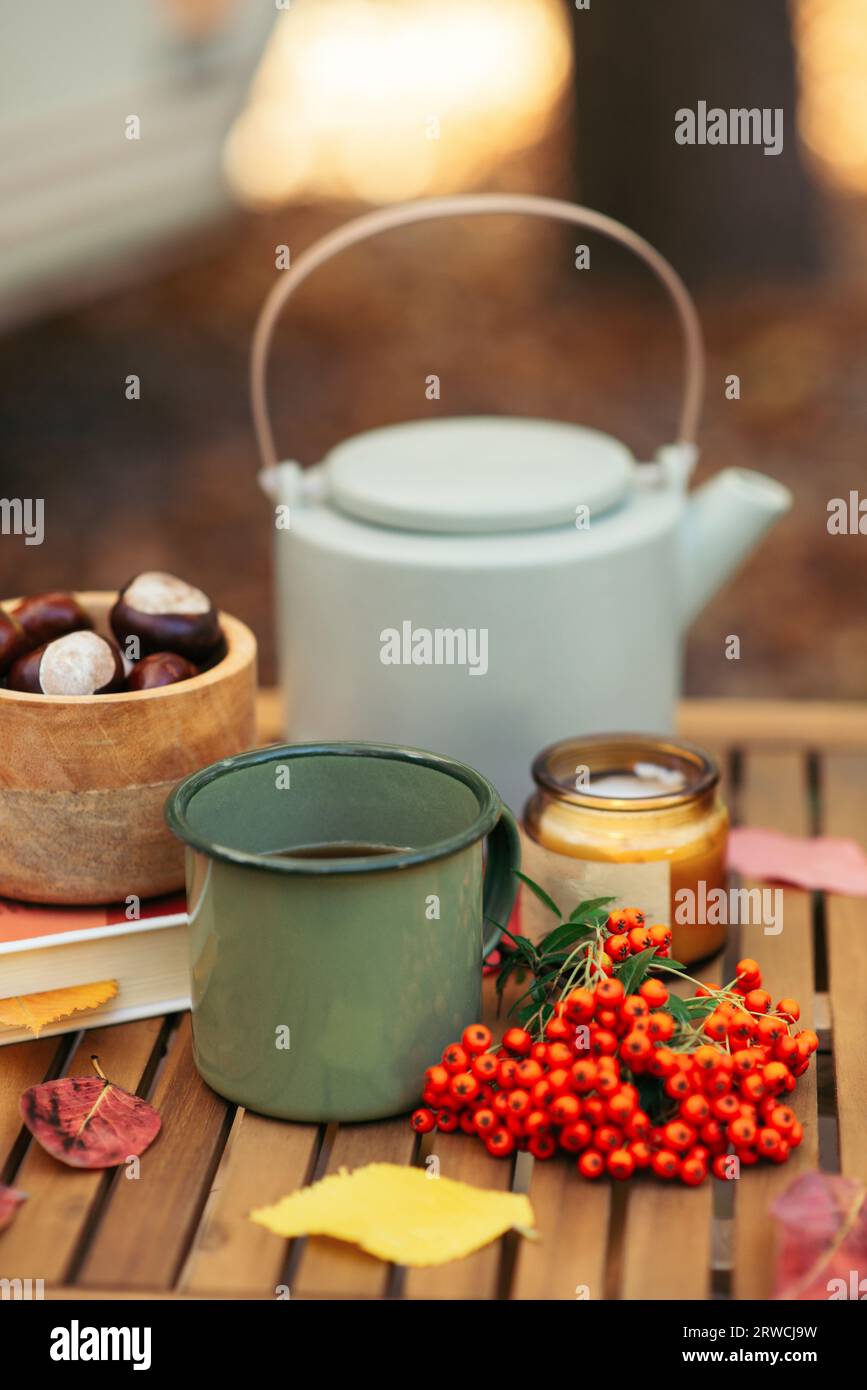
left=681, top=468, right=792, bottom=628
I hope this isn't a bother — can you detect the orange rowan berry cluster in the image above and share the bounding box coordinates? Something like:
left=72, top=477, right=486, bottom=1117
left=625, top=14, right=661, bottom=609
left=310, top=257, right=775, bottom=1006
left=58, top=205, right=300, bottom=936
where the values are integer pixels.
left=410, top=911, right=816, bottom=1187
left=600, top=907, right=672, bottom=970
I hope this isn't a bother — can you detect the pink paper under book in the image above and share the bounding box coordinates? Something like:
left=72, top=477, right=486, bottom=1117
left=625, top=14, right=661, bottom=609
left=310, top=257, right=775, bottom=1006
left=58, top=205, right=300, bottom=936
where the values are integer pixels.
left=0, top=893, right=189, bottom=1045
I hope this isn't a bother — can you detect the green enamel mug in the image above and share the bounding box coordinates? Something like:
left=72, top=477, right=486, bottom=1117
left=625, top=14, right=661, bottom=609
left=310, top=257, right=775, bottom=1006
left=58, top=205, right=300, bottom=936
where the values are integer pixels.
left=165, top=742, right=520, bottom=1122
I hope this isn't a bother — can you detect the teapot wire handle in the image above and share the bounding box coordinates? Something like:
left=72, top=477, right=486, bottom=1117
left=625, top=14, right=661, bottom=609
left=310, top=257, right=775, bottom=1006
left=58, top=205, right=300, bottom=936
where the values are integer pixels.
left=250, top=193, right=705, bottom=471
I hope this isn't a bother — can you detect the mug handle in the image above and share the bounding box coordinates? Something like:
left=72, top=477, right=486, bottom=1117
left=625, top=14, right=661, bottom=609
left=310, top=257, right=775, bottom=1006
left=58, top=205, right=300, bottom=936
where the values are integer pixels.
left=482, top=806, right=522, bottom=959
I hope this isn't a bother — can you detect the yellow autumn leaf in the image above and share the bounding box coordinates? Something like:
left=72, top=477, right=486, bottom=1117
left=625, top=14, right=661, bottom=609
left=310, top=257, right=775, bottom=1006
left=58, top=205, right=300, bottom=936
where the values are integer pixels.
left=250, top=1162, right=536, bottom=1266
left=0, top=980, right=118, bottom=1037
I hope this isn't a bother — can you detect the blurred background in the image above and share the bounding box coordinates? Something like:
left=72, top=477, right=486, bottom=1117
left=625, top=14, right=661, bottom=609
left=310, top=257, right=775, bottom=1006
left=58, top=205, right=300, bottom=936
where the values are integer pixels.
left=0, top=0, right=864, bottom=695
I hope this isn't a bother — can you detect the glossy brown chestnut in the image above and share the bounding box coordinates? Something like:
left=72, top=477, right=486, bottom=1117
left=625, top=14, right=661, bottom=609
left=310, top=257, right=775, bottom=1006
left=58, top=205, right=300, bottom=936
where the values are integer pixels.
left=12, top=592, right=93, bottom=646
left=126, top=651, right=198, bottom=691
left=0, top=611, right=31, bottom=676
left=8, top=631, right=125, bottom=696
left=110, top=571, right=221, bottom=661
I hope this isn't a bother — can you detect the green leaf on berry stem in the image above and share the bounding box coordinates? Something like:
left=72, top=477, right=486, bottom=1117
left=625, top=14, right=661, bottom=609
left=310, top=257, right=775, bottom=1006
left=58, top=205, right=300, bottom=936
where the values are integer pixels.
left=661, top=994, right=691, bottom=1026
left=613, top=946, right=659, bottom=996
left=494, top=955, right=519, bottom=996
left=684, top=997, right=718, bottom=1019
left=509, top=973, right=556, bottom=1014
left=489, top=921, right=540, bottom=970
left=537, top=921, right=596, bottom=957
left=567, top=896, right=615, bottom=923
left=519, top=1001, right=553, bottom=1032
left=513, top=871, right=562, bottom=917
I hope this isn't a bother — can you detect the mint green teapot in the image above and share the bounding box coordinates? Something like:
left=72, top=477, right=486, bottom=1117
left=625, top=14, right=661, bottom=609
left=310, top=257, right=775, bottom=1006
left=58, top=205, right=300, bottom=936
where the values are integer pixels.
left=254, top=194, right=791, bottom=812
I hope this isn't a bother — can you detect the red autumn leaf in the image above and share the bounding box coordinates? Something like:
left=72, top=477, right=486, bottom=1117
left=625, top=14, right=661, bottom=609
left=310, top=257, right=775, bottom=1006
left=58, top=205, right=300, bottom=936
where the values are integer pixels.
left=19, top=1055, right=160, bottom=1169
left=0, top=1185, right=27, bottom=1230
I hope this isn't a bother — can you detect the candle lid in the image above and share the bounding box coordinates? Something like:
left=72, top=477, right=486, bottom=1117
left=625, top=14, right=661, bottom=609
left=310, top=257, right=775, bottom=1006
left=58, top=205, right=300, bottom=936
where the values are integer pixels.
left=531, top=734, right=719, bottom=812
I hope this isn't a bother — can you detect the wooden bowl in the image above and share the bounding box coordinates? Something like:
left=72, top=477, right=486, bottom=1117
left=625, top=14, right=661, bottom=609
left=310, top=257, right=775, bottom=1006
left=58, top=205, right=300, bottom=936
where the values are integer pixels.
left=0, top=592, right=257, bottom=904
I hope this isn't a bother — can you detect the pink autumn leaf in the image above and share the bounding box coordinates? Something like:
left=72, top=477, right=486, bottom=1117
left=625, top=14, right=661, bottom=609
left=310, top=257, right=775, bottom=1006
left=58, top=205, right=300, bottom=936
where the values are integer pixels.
left=772, top=1173, right=867, bottom=1300
left=0, top=1185, right=27, bottom=1231
left=727, top=828, right=867, bottom=896
left=19, top=1055, right=160, bottom=1170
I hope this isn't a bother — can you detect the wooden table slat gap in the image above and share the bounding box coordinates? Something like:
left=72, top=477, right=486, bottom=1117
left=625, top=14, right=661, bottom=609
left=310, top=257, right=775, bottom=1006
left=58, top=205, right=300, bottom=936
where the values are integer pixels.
left=730, top=750, right=819, bottom=1300
left=0, top=1017, right=167, bottom=1289
left=143, top=1014, right=178, bottom=1086
left=63, top=1166, right=129, bottom=1287
left=383, top=1126, right=435, bottom=1301
left=512, top=1167, right=614, bottom=1301
left=815, top=1050, right=841, bottom=1175
left=493, top=1154, right=525, bottom=1300
left=64, top=1016, right=181, bottom=1285
left=280, top=1121, right=335, bottom=1293
left=821, top=754, right=867, bottom=1183
left=74, top=1015, right=236, bottom=1291
left=0, top=1029, right=78, bottom=1186
left=175, top=1104, right=251, bottom=1292
left=133, top=1011, right=184, bottom=1105
left=809, top=754, right=832, bottom=996
left=63, top=1015, right=179, bottom=1284
left=811, top=750, right=835, bottom=1179
left=599, top=1180, right=627, bottom=1301
left=352, top=1117, right=511, bottom=1301
left=171, top=1111, right=238, bottom=1291
left=382, top=1130, right=422, bottom=1300
left=710, top=921, right=743, bottom=1301
left=400, top=977, right=520, bottom=1299
left=806, top=750, right=823, bottom=836
left=180, top=1108, right=324, bottom=1297
left=727, top=745, right=744, bottom=809
left=618, top=949, right=723, bottom=1302
left=291, top=1117, right=418, bottom=1299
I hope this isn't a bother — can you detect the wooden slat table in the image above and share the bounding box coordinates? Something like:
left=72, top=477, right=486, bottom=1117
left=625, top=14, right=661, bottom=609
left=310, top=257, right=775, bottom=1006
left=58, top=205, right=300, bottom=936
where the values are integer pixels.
left=2, top=696, right=865, bottom=1301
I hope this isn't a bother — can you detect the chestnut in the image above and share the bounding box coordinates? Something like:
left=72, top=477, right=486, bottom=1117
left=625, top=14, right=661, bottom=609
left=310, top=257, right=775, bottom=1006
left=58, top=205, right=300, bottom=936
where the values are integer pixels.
left=0, top=611, right=31, bottom=676
left=126, top=651, right=198, bottom=691
left=110, top=571, right=221, bottom=661
left=12, top=592, right=93, bottom=646
left=8, top=631, right=125, bottom=696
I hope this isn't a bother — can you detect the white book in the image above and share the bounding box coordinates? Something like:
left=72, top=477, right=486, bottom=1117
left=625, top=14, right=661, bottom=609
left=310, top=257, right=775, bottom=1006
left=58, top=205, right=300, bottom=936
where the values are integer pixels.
left=0, top=894, right=189, bottom=1045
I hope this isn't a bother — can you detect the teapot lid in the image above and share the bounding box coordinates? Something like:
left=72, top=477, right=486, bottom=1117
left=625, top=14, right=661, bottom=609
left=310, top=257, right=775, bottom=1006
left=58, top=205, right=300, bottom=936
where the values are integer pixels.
left=322, top=417, right=635, bottom=533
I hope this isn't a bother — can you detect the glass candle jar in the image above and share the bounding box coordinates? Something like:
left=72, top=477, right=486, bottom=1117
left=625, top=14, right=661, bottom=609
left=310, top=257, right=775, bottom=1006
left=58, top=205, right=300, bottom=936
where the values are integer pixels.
left=522, top=735, right=729, bottom=964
